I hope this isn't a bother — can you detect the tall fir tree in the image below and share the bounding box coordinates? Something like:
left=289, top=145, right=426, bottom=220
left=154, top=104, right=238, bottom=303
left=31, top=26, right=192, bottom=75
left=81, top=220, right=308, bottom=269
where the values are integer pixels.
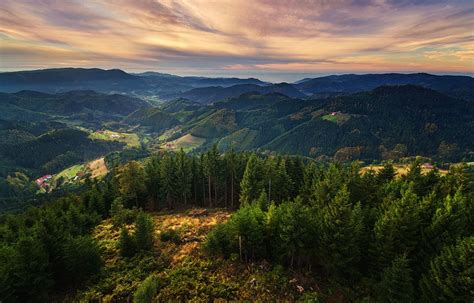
left=144, top=156, right=161, bottom=210
left=176, top=148, right=192, bottom=205
left=420, top=236, right=473, bottom=303
left=160, top=154, right=178, bottom=209
left=118, top=161, right=147, bottom=208
left=240, top=154, right=264, bottom=206
left=318, top=185, right=364, bottom=278
left=119, top=227, right=136, bottom=258
left=134, top=212, right=154, bottom=251
left=378, top=255, right=415, bottom=303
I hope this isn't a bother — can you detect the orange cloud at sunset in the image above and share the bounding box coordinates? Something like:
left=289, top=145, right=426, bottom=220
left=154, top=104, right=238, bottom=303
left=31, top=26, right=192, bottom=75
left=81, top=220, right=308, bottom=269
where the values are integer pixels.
left=1, top=0, right=473, bottom=81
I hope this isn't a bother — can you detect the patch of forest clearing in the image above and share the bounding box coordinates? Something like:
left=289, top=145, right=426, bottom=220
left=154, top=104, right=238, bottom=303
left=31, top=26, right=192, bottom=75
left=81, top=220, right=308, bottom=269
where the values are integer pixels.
left=161, top=133, right=206, bottom=152
left=361, top=163, right=448, bottom=176
left=80, top=208, right=314, bottom=302
left=89, top=129, right=141, bottom=148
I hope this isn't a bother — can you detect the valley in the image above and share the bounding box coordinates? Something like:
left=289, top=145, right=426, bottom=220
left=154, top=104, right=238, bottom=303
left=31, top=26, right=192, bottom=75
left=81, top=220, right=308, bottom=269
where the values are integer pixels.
left=0, top=68, right=472, bottom=302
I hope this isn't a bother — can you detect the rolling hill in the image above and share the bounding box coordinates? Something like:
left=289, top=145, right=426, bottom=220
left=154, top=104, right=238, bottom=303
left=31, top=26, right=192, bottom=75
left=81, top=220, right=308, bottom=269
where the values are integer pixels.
left=157, top=86, right=473, bottom=161
left=295, top=73, right=474, bottom=101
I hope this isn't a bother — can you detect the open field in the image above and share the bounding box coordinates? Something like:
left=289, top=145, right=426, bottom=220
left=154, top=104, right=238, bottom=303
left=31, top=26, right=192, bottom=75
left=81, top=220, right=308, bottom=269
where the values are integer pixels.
left=53, top=157, right=108, bottom=186
left=55, top=164, right=83, bottom=179
left=321, top=112, right=351, bottom=125
left=361, top=164, right=448, bottom=176
left=89, top=129, right=141, bottom=148
left=85, top=157, right=108, bottom=179
left=161, top=134, right=206, bottom=152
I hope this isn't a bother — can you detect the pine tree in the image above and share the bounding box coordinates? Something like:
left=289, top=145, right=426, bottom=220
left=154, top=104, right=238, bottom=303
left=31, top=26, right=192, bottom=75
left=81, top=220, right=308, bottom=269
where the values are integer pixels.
left=87, top=187, right=106, bottom=217
left=160, top=154, right=178, bottom=209
left=224, top=148, right=237, bottom=208
left=255, top=190, right=268, bottom=211
left=203, top=145, right=221, bottom=207
left=377, top=162, right=396, bottom=183
left=373, top=187, right=421, bottom=270
left=62, top=236, right=102, bottom=284
left=301, top=161, right=319, bottom=201
left=190, top=156, right=201, bottom=205
left=272, top=159, right=293, bottom=203
left=229, top=204, right=265, bottom=261
left=285, top=156, right=304, bottom=197
left=11, top=236, right=53, bottom=301
left=134, top=212, right=154, bottom=251
left=240, top=154, right=264, bottom=206
left=318, top=185, right=364, bottom=278
left=118, top=161, right=147, bottom=208
left=144, top=156, right=161, bottom=210
left=119, top=227, right=136, bottom=258
left=176, top=148, right=191, bottom=205
left=110, top=197, right=125, bottom=227
left=378, top=255, right=414, bottom=303
left=420, top=236, right=473, bottom=302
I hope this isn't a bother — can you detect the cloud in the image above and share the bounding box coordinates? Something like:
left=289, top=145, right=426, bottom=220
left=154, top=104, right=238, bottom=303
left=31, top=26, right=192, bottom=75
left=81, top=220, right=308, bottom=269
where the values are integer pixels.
left=0, top=0, right=473, bottom=77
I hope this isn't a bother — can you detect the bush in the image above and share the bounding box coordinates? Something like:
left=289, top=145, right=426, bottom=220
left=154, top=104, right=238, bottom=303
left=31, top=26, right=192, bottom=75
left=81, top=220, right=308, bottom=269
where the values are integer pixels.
left=160, top=229, right=181, bottom=244
left=119, top=227, right=137, bottom=258
left=133, top=274, right=163, bottom=303
left=135, top=212, right=155, bottom=251
left=204, top=223, right=234, bottom=258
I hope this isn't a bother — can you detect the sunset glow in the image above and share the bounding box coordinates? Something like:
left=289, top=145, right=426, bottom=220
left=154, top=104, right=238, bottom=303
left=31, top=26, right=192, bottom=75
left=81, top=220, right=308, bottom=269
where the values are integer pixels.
left=1, top=0, right=473, bottom=81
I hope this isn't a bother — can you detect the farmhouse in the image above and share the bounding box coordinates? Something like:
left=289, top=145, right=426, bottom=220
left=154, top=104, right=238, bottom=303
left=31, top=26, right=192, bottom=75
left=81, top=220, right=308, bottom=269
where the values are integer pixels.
left=35, top=175, right=53, bottom=188
left=421, top=163, right=434, bottom=170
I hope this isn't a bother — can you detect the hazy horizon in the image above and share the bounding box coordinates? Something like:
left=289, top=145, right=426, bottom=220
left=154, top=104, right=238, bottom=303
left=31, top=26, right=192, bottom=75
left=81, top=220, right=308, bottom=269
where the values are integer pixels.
left=1, top=66, right=473, bottom=83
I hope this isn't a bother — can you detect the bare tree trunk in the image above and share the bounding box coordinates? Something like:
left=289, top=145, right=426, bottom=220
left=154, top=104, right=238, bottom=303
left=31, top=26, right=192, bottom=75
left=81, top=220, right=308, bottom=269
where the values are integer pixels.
left=224, top=176, right=228, bottom=208
left=193, top=179, right=197, bottom=204
left=208, top=175, right=212, bottom=207
left=202, top=178, right=206, bottom=206
left=239, top=236, right=242, bottom=261
left=231, top=173, right=234, bottom=208
left=214, top=181, right=217, bottom=208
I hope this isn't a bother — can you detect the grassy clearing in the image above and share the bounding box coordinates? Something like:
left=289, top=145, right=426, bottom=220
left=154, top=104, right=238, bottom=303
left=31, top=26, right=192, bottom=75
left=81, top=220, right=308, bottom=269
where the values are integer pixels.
left=79, top=208, right=312, bottom=302
left=89, top=130, right=140, bottom=148
left=322, top=112, right=351, bottom=125
left=85, top=157, right=108, bottom=179
left=56, top=164, right=83, bottom=179
left=53, top=157, right=108, bottom=187
left=361, top=164, right=448, bottom=176
left=161, top=134, right=206, bottom=152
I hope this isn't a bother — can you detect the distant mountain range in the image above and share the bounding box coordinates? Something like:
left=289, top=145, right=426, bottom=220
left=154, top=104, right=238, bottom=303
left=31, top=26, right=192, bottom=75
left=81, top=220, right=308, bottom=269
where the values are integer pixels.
left=1, top=68, right=473, bottom=102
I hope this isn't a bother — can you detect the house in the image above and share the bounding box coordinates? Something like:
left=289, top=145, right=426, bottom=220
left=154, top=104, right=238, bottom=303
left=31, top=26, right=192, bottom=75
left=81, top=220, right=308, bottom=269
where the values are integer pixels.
left=35, top=175, right=53, bottom=188
left=421, top=163, right=434, bottom=170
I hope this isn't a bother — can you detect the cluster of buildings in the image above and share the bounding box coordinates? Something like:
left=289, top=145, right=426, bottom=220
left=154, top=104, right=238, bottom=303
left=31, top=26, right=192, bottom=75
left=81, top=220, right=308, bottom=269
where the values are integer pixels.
left=35, top=174, right=53, bottom=190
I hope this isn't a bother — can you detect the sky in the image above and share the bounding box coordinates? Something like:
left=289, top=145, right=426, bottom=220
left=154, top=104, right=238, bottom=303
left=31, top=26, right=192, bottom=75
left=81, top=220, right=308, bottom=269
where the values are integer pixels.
left=0, top=0, right=473, bottom=82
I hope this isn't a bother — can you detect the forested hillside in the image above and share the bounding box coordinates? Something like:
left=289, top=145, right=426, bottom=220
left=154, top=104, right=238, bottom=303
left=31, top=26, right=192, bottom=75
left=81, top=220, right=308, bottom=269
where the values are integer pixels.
left=0, top=148, right=472, bottom=302
left=157, top=86, right=473, bottom=162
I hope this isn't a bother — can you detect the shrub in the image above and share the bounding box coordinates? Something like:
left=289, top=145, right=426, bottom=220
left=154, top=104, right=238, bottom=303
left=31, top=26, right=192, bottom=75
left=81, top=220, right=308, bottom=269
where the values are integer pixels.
left=160, top=229, right=181, bottom=244
left=135, top=212, right=155, bottom=251
left=133, top=274, right=163, bottom=303
left=203, top=223, right=234, bottom=257
left=119, top=227, right=136, bottom=258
